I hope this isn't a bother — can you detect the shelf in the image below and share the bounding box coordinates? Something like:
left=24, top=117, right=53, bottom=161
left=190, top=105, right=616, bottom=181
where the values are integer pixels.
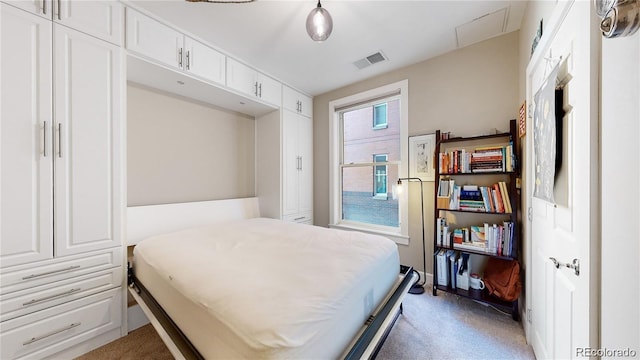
left=433, top=120, right=520, bottom=321
left=440, top=132, right=512, bottom=144
left=437, top=208, right=513, bottom=215
left=435, top=245, right=515, bottom=260
left=440, top=171, right=515, bottom=176
left=434, top=284, right=518, bottom=319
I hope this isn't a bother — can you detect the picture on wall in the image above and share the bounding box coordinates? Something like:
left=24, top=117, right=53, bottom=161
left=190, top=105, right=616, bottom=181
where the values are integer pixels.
left=409, top=133, right=436, bottom=182
left=533, top=65, right=559, bottom=203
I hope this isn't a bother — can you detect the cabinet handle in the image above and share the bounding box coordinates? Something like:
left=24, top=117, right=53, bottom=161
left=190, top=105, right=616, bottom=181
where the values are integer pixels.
left=22, top=265, right=80, bottom=280
left=41, top=121, right=47, bottom=157
left=23, top=322, right=81, bottom=346
left=56, top=0, right=61, bottom=20
left=300, top=156, right=302, bottom=171
left=294, top=216, right=305, bottom=221
left=258, top=83, right=262, bottom=98
left=186, top=50, right=190, bottom=70
left=22, top=288, right=81, bottom=306
left=41, top=0, right=46, bottom=15
left=56, top=123, right=62, bottom=158
left=178, top=48, right=183, bottom=68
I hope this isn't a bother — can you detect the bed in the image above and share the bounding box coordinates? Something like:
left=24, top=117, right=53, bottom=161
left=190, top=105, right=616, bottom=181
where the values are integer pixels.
left=127, top=198, right=416, bottom=359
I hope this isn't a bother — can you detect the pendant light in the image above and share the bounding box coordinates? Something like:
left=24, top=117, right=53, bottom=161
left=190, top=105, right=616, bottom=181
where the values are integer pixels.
left=306, top=0, right=333, bottom=42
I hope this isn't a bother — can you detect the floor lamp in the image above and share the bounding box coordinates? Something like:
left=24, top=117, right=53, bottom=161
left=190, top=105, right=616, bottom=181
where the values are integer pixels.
left=396, top=177, right=426, bottom=295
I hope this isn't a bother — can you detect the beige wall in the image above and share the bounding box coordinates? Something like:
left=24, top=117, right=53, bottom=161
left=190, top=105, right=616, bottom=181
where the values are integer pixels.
left=127, top=83, right=255, bottom=206
left=313, top=31, right=520, bottom=274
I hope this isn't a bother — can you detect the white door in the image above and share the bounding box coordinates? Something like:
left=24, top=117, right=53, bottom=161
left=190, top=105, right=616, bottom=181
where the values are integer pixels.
left=184, top=36, right=225, bottom=85
left=256, top=72, right=282, bottom=107
left=56, top=0, right=122, bottom=45
left=0, top=4, right=53, bottom=267
left=526, top=1, right=599, bottom=358
left=282, top=111, right=300, bottom=216
left=298, top=115, right=313, bottom=215
left=53, top=24, right=122, bottom=256
left=125, top=7, right=183, bottom=70
left=226, top=57, right=257, bottom=98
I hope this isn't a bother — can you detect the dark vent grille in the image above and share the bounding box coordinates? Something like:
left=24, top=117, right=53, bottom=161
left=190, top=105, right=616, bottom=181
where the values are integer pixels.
left=366, top=52, right=386, bottom=64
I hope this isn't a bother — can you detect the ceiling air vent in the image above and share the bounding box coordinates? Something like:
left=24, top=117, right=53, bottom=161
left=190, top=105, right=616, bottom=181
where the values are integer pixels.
left=353, top=51, right=388, bottom=70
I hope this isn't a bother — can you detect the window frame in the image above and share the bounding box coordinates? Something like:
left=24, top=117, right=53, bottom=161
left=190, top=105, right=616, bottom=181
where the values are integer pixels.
left=372, top=103, right=388, bottom=129
left=373, top=154, right=388, bottom=199
left=328, top=80, right=409, bottom=245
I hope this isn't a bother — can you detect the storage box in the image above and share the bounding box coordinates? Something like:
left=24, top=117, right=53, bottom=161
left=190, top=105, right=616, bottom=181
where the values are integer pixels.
left=437, top=196, right=450, bottom=209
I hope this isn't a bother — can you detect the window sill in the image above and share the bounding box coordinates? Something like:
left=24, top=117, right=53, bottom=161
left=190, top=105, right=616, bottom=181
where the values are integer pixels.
left=372, top=194, right=388, bottom=200
left=329, top=223, right=409, bottom=246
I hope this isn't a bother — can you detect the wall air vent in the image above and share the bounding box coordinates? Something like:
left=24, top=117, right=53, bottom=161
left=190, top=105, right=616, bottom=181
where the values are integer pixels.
left=353, top=51, right=388, bottom=70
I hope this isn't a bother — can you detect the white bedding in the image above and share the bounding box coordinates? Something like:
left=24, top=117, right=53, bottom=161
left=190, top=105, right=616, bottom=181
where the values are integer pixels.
left=133, top=218, right=399, bottom=359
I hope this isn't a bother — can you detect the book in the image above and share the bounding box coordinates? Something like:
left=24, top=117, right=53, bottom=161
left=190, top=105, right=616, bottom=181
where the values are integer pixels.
left=499, top=181, right=512, bottom=213
left=492, top=184, right=505, bottom=213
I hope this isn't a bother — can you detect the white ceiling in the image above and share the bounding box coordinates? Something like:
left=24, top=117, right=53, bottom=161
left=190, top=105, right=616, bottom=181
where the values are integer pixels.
left=128, top=0, right=527, bottom=96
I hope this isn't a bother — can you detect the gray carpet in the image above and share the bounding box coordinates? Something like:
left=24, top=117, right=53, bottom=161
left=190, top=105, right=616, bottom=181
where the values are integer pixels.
left=79, top=284, right=534, bottom=359
left=378, top=286, right=535, bottom=359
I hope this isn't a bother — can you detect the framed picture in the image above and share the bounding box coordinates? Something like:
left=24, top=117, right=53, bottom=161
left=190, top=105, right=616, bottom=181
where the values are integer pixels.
left=409, top=133, right=436, bottom=182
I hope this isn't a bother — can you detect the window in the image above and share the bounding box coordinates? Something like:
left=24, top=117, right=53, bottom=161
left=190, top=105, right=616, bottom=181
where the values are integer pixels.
left=373, top=154, right=388, bottom=198
left=373, top=104, right=388, bottom=129
left=329, top=80, right=409, bottom=244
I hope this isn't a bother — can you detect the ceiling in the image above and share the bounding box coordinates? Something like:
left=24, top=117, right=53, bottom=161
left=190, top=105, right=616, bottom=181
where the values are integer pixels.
left=128, top=0, right=527, bottom=96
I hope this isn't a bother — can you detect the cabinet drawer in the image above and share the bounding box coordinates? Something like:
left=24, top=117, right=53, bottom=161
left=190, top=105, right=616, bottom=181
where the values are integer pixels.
left=1, top=267, right=122, bottom=322
left=0, top=288, right=122, bottom=360
left=282, top=213, right=313, bottom=224
left=0, top=247, right=122, bottom=295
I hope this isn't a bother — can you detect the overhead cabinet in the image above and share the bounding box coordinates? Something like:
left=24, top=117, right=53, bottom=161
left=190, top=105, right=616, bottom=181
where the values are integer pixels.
left=283, top=85, right=313, bottom=118
left=125, top=7, right=225, bottom=86
left=226, top=57, right=282, bottom=107
left=3, top=0, right=122, bottom=45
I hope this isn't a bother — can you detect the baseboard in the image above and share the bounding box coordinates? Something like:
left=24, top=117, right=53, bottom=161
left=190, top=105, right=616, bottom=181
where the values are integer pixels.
left=128, top=303, right=150, bottom=331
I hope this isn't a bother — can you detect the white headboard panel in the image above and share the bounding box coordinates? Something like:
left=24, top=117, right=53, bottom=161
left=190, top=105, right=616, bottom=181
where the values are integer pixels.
left=127, top=197, right=261, bottom=245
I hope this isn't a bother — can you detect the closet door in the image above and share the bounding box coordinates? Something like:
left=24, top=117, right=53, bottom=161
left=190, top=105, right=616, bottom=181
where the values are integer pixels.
left=53, top=25, right=122, bottom=256
left=0, top=4, right=54, bottom=267
left=282, top=111, right=300, bottom=216
left=297, top=115, right=313, bottom=215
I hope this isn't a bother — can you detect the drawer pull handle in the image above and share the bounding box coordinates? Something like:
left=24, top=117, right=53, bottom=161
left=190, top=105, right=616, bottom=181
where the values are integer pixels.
left=22, top=288, right=81, bottom=306
left=294, top=217, right=305, bottom=221
left=23, top=322, right=81, bottom=346
left=22, top=265, right=81, bottom=280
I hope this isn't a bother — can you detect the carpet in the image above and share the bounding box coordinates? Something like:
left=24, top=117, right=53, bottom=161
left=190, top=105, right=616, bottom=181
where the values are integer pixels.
left=76, top=288, right=534, bottom=359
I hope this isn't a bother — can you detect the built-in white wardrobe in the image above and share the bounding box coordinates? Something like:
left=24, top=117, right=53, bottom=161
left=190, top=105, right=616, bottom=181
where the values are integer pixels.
left=257, top=86, right=314, bottom=224
left=1, top=0, right=314, bottom=357
left=0, top=1, right=124, bottom=358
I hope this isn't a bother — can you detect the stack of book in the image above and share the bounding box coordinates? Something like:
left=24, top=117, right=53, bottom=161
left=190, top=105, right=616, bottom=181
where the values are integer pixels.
left=438, top=142, right=515, bottom=174
left=450, top=222, right=515, bottom=256
left=441, top=180, right=512, bottom=213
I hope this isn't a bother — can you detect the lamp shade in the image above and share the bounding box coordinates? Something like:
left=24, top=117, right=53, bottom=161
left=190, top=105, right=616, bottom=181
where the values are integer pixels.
left=306, top=1, right=333, bottom=41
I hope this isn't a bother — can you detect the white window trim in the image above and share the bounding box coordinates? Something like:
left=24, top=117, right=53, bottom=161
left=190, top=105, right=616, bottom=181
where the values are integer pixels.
left=329, top=79, right=409, bottom=245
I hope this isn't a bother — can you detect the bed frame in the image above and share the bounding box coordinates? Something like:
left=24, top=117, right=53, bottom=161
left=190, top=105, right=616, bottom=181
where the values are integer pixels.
left=126, top=197, right=417, bottom=359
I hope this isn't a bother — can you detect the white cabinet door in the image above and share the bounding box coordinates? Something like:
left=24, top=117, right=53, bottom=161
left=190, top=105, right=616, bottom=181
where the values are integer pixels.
left=2, top=0, right=51, bottom=19
left=227, top=57, right=281, bottom=106
left=283, top=85, right=312, bottom=118
left=282, top=111, right=300, bottom=216
left=298, top=115, right=313, bottom=214
left=226, top=57, right=257, bottom=97
left=125, top=7, right=183, bottom=70
left=257, top=72, right=282, bottom=107
left=0, top=4, right=54, bottom=268
left=56, top=0, right=122, bottom=45
left=281, top=111, right=313, bottom=217
left=53, top=25, right=122, bottom=257
left=184, top=36, right=225, bottom=86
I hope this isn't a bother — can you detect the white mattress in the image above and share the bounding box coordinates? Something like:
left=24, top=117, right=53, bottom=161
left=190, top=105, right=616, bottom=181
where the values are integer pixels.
left=133, top=218, right=399, bottom=359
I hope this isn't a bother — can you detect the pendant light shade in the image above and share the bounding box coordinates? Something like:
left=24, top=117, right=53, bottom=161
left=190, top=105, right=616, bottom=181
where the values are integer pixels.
left=306, top=0, right=333, bottom=42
